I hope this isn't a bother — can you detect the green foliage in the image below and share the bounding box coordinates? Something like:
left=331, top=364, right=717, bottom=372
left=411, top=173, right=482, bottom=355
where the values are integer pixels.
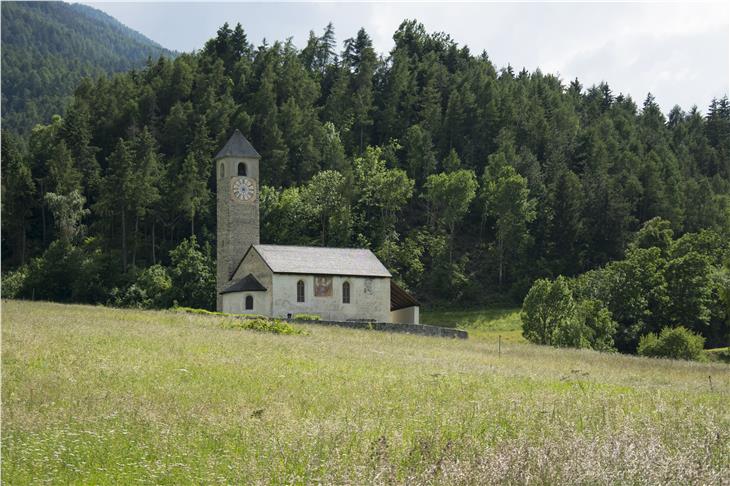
left=1, top=131, right=35, bottom=266
left=352, top=146, right=414, bottom=248
left=167, top=237, right=216, bottom=310
left=522, top=278, right=617, bottom=351
left=521, top=277, right=575, bottom=346
left=173, top=306, right=222, bottom=315
left=664, top=251, right=713, bottom=331
left=631, top=217, right=674, bottom=253
left=574, top=299, right=617, bottom=352
left=301, top=170, right=352, bottom=246
left=1, top=2, right=175, bottom=134
left=222, top=317, right=306, bottom=335
left=2, top=15, right=730, bottom=319
left=135, top=265, right=173, bottom=308
left=292, top=313, right=321, bottom=321
left=481, top=156, right=536, bottom=286
left=20, top=241, right=83, bottom=302
left=1, top=266, right=29, bottom=299
left=637, top=326, right=706, bottom=361
left=111, top=264, right=173, bottom=309
left=45, top=190, right=89, bottom=244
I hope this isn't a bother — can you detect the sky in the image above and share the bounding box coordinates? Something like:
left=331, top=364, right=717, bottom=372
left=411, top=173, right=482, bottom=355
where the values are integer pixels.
left=85, top=1, right=729, bottom=114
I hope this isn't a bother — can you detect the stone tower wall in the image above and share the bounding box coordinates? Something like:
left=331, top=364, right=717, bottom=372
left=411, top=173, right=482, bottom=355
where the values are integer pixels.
left=216, top=155, right=260, bottom=311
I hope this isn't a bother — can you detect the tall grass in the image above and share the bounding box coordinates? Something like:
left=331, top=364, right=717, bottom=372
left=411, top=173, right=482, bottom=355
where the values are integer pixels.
left=3, top=300, right=728, bottom=484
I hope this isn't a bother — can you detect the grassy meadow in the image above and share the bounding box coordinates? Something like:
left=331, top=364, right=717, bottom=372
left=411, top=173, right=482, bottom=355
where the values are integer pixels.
left=421, top=307, right=524, bottom=342
left=2, top=300, right=729, bottom=484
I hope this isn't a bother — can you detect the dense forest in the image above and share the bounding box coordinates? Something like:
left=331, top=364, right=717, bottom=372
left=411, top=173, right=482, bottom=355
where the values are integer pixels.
left=1, top=1, right=175, bottom=134
left=2, top=20, right=729, bottom=350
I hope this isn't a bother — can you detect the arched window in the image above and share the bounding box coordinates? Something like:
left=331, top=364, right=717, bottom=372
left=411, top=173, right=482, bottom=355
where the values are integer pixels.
left=297, top=280, right=305, bottom=302
left=245, top=295, right=254, bottom=310
left=220, top=163, right=225, bottom=178
left=238, top=162, right=247, bottom=176
left=342, top=281, right=350, bottom=304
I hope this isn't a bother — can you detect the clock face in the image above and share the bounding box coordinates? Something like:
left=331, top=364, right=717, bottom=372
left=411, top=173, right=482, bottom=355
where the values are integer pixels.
left=231, top=177, right=257, bottom=202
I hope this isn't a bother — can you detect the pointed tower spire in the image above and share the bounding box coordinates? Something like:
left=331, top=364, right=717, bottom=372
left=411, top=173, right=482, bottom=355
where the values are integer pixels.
left=215, top=129, right=260, bottom=159
left=215, top=128, right=261, bottom=311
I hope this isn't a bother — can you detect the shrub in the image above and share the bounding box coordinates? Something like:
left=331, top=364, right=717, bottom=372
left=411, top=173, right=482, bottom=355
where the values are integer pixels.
left=1, top=266, right=28, bottom=299
left=293, top=313, right=321, bottom=321
left=173, top=307, right=267, bottom=319
left=136, top=264, right=172, bottom=308
left=637, top=326, right=706, bottom=361
left=21, top=241, right=84, bottom=302
left=222, top=317, right=305, bottom=335
left=109, top=284, right=150, bottom=309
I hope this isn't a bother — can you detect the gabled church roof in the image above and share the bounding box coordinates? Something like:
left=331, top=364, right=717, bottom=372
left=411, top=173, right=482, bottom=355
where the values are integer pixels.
left=220, top=273, right=267, bottom=294
left=247, top=244, right=392, bottom=278
left=215, top=129, right=261, bottom=159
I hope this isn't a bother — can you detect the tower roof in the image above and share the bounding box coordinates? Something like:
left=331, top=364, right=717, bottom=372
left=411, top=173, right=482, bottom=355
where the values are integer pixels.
left=215, top=129, right=260, bottom=159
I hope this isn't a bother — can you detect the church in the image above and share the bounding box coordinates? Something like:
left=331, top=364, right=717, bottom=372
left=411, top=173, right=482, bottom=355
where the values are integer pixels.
left=215, top=130, right=420, bottom=324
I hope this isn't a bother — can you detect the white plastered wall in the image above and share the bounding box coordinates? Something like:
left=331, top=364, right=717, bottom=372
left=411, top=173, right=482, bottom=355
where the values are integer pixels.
left=271, top=274, right=391, bottom=322
left=221, top=291, right=268, bottom=315
left=222, top=247, right=273, bottom=315
left=390, top=306, right=420, bottom=325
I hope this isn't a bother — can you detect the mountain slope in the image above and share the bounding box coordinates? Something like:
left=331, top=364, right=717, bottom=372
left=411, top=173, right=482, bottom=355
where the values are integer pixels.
left=1, top=1, right=175, bottom=134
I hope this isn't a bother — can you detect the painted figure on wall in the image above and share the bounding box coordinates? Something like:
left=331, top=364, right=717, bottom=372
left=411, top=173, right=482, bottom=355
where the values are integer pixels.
left=314, top=276, right=333, bottom=297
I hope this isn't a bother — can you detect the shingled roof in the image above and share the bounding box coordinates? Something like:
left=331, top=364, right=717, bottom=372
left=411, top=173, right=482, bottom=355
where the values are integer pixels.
left=215, top=129, right=261, bottom=159
left=252, top=244, right=392, bottom=278
left=220, top=273, right=267, bottom=294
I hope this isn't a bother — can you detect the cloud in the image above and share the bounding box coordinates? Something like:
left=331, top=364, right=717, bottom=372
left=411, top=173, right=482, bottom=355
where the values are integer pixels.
left=563, top=25, right=728, bottom=109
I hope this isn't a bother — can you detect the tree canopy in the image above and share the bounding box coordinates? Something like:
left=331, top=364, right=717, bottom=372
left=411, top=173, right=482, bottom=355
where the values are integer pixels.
left=2, top=19, right=729, bottom=321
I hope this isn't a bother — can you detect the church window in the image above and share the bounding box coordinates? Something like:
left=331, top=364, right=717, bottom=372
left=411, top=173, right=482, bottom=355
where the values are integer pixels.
left=342, top=281, right=350, bottom=304
left=245, top=295, right=253, bottom=310
left=297, top=280, right=305, bottom=302
left=220, top=163, right=225, bottom=178
left=238, top=162, right=247, bottom=176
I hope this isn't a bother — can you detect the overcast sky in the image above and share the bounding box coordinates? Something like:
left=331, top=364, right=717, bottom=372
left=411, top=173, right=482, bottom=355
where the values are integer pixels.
left=85, top=1, right=729, bottom=113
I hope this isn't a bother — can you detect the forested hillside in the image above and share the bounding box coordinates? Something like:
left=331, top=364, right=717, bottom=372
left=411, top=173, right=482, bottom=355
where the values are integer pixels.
left=1, top=1, right=174, bottom=134
left=3, top=21, right=730, bottom=322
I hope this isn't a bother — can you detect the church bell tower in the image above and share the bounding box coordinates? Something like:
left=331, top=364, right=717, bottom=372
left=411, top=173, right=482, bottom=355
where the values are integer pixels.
left=215, top=129, right=261, bottom=311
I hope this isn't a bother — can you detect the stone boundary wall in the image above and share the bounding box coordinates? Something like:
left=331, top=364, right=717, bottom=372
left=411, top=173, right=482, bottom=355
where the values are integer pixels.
left=288, top=318, right=468, bottom=339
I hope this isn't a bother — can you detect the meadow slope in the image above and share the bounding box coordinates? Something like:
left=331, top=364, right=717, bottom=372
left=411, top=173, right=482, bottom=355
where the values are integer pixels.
left=2, top=300, right=729, bottom=484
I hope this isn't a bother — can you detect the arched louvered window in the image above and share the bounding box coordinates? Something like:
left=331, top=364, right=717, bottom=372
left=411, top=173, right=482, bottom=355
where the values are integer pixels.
left=342, top=281, right=350, bottom=304
left=238, top=162, right=247, bottom=176
left=245, top=295, right=254, bottom=310
left=297, top=280, right=305, bottom=302
left=220, top=163, right=225, bottom=178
